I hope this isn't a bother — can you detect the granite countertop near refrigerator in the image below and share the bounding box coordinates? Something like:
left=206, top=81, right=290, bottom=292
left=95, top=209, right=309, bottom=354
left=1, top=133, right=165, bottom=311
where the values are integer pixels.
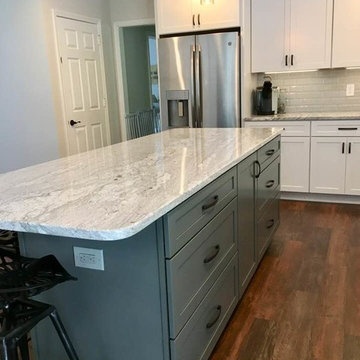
left=244, top=112, right=360, bottom=122
left=0, top=127, right=282, bottom=241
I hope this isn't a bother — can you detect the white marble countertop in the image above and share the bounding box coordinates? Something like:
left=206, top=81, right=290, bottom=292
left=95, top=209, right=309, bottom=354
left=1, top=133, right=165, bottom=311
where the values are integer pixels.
left=244, top=111, right=360, bottom=122
left=0, top=128, right=282, bottom=241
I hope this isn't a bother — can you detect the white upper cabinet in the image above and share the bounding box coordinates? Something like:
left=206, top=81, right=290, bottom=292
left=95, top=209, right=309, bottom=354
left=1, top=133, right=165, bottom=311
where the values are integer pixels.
left=252, top=0, right=289, bottom=73
left=156, top=0, right=239, bottom=35
left=251, top=0, right=333, bottom=73
left=156, top=0, right=194, bottom=35
left=193, top=0, right=239, bottom=32
left=289, top=0, right=333, bottom=71
left=332, top=0, right=360, bottom=68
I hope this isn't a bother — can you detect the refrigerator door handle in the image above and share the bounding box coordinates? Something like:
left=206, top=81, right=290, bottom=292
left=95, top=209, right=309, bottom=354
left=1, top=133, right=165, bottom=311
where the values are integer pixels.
left=196, top=44, right=203, bottom=128
left=191, top=44, right=197, bottom=128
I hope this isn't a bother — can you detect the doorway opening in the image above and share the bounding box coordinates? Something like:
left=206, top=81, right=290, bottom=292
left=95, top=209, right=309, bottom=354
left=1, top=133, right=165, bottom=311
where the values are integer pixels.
left=114, top=21, right=160, bottom=141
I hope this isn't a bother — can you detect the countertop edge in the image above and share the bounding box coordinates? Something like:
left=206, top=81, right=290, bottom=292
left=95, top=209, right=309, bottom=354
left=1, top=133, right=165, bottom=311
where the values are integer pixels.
left=5, top=130, right=282, bottom=241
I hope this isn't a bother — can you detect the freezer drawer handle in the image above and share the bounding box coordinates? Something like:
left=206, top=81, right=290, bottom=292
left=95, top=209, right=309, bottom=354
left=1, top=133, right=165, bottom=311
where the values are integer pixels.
left=266, top=180, right=275, bottom=188
left=203, top=245, right=220, bottom=264
left=202, top=195, right=219, bottom=211
left=267, top=219, right=275, bottom=229
left=265, top=149, right=275, bottom=156
left=338, top=127, right=358, bottom=131
left=206, top=305, right=222, bottom=329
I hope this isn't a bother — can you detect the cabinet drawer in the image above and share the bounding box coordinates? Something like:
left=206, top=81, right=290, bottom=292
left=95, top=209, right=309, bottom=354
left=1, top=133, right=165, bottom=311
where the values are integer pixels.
left=246, top=121, right=310, bottom=137
left=311, top=120, right=360, bottom=137
left=256, top=195, right=280, bottom=261
left=167, top=199, right=237, bottom=338
left=258, top=136, right=281, bottom=168
left=164, top=168, right=237, bottom=257
left=257, top=157, right=280, bottom=215
left=170, top=254, right=238, bottom=360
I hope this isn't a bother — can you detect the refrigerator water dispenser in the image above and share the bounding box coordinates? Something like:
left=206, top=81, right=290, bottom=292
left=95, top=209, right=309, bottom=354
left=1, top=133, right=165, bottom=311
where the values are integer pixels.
left=166, top=90, right=189, bottom=128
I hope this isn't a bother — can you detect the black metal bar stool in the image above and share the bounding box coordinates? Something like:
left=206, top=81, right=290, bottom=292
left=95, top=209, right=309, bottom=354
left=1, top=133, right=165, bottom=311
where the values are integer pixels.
left=0, top=248, right=79, bottom=360
left=0, top=231, right=19, bottom=254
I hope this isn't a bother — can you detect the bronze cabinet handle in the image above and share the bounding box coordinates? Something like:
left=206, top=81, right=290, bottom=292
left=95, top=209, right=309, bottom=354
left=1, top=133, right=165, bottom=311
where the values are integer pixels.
left=203, top=245, right=220, bottom=264
left=198, top=13, right=201, bottom=26
left=338, top=127, right=358, bottom=131
left=267, top=219, right=275, bottom=229
left=202, top=195, right=219, bottom=211
left=254, top=160, right=261, bottom=178
left=266, top=180, right=275, bottom=188
left=206, top=305, right=222, bottom=329
left=265, top=149, right=275, bottom=156
left=192, top=14, right=195, bottom=26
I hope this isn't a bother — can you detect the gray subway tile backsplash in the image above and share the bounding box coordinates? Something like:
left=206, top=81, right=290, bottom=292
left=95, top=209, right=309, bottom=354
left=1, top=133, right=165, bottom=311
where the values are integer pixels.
left=257, top=69, right=360, bottom=113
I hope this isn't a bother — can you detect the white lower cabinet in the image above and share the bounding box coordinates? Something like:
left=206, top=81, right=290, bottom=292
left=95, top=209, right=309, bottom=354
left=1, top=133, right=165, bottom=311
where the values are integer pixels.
left=281, top=137, right=310, bottom=192
left=246, top=120, right=360, bottom=197
left=310, top=137, right=347, bottom=194
left=345, top=138, right=360, bottom=195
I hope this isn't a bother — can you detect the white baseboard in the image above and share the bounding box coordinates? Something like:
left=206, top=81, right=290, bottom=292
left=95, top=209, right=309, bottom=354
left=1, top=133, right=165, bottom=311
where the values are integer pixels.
left=281, top=192, right=360, bottom=205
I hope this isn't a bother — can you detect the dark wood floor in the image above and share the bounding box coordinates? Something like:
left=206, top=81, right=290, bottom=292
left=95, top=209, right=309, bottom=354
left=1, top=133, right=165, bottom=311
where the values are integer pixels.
left=210, top=200, right=360, bottom=360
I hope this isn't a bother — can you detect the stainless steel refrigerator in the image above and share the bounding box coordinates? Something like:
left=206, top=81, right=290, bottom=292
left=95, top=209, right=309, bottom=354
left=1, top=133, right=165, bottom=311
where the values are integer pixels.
left=158, top=30, right=240, bottom=130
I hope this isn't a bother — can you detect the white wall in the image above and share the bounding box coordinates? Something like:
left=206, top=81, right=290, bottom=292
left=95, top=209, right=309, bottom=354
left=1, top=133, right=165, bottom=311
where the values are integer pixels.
left=0, top=0, right=59, bottom=173
left=42, top=0, right=121, bottom=152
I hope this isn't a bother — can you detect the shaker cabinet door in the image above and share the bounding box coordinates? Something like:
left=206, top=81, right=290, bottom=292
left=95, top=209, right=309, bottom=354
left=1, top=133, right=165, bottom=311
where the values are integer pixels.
left=156, top=0, right=194, bottom=35
left=310, top=137, right=347, bottom=194
left=280, top=137, right=310, bottom=193
left=237, top=154, right=256, bottom=298
left=194, top=0, right=239, bottom=32
left=289, top=0, right=333, bottom=71
left=345, top=138, right=360, bottom=195
left=251, top=0, right=290, bottom=73
left=333, top=0, right=360, bottom=68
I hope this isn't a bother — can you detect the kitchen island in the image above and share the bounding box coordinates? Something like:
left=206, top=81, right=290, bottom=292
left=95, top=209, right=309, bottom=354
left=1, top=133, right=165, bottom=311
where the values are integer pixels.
left=0, top=128, right=282, bottom=360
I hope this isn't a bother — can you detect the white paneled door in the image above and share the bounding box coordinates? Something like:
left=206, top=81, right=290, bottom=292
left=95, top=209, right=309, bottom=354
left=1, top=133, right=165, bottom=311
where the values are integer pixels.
left=55, top=16, right=110, bottom=155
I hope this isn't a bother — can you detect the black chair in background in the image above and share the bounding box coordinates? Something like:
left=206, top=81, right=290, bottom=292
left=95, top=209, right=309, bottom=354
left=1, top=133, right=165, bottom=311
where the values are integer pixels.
left=0, top=248, right=79, bottom=360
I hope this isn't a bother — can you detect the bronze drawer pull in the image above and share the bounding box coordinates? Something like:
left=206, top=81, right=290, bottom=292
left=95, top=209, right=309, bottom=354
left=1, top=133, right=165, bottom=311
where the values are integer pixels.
left=338, top=127, right=358, bottom=131
left=265, top=149, right=275, bottom=156
left=254, top=160, right=261, bottom=178
left=202, top=195, right=219, bottom=211
left=203, top=245, right=220, bottom=264
left=266, top=180, right=275, bottom=188
left=267, top=219, right=275, bottom=229
left=206, top=305, right=222, bottom=329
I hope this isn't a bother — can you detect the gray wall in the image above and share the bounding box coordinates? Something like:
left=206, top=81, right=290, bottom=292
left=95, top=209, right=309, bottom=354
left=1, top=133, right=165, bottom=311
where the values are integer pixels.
left=0, top=0, right=59, bottom=173
left=120, top=25, right=156, bottom=114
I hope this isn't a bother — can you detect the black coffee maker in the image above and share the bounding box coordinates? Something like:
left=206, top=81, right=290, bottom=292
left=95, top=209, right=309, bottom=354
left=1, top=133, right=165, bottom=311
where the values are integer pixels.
left=255, top=76, right=279, bottom=115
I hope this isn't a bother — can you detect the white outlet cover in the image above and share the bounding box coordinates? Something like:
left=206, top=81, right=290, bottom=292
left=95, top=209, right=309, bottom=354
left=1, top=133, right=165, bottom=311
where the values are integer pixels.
left=73, top=246, right=104, bottom=271
left=346, top=84, right=355, bottom=96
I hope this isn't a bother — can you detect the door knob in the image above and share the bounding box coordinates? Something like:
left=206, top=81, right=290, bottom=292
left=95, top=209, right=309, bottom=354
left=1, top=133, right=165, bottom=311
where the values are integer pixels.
left=70, top=120, right=81, bottom=126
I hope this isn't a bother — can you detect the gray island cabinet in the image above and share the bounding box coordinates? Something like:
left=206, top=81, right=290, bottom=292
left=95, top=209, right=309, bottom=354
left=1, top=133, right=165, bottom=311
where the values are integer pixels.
left=0, top=128, right=282, bottom=360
